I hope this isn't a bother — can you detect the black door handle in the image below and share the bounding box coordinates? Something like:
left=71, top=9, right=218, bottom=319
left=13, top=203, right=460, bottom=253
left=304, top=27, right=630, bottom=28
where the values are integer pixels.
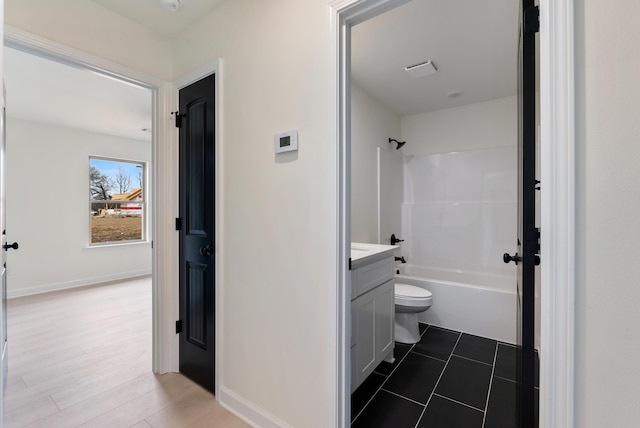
left=3, top=242, right=18, bottom=251
left=199, top=245, right=214, bottom=256
left=503, top=252, right=521, bottom=265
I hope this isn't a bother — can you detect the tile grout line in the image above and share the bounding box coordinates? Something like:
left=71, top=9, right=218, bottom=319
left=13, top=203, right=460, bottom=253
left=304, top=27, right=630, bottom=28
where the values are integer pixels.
left=380, top=388, right=427, bottom=407
left=409, top=349, right=449, bottom=363
left=351, top=325, right=430, bottom=423
left=494, top=374, right=518, bottom=383
left=450, top=353, right=495, bottom=367
left=413, top=331, right=463, bottom=428
left=351, top=340, right=418, bottom=423
left=481, top=342, right=499, bottom=428
left=432, top=393, right=485, bottom=413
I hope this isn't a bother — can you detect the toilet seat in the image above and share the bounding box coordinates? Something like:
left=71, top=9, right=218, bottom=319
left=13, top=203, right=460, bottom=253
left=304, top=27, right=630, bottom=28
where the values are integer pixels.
left=395, top=283, right=432, bottom=307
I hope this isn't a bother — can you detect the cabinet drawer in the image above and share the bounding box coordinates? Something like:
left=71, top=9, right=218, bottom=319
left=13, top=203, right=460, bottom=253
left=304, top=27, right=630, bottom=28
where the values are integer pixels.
left=352, top=257, right=394, bottom=299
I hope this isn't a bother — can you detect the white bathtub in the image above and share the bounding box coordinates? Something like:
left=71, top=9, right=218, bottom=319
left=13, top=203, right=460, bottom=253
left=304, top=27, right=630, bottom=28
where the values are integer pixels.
left=396, top=265, right=517, bottom=344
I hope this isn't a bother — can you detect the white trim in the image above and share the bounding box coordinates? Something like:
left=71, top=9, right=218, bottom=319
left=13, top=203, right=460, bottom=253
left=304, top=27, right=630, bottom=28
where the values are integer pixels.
left=83, top=241, right=151, bottom=250
left=330, top=1, right=411, bottom=427
left=539, top=0, right=576, bottom=426
left=3, top=27, right=174, bottom=374
left=174, top=59, right=223, bottom=396
left=6, top=271, right=152, bottom=299
left=174, top=60, right=218, bottom=89
left=218, top=386, right=295, bottom=428
left=153, top=80, right=177, bottom=375
left=4, top=27, right=165, bottom=89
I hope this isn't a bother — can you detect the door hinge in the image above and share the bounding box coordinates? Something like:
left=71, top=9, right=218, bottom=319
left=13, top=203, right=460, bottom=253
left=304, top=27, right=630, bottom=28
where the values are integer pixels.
left=535, top=227, right=541, bottom=253
left=176, top=320, right=183, bottom=334
left=348, top=257, right=352, bottom=271
left=172, top=111, right=185, bottom=128
left=524, top=5, right=540, bottom=35
left=175, top=218, right=182, bottom=231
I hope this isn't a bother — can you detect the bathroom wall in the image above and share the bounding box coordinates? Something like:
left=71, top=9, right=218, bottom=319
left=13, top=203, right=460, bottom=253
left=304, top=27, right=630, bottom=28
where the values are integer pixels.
left=6, top=118, right=152, bottom=297
left=401, top=96, right=517, bottom=155
left=351, top=83, right=401, bottom=244
left=378, top=147, right=403, bottom=246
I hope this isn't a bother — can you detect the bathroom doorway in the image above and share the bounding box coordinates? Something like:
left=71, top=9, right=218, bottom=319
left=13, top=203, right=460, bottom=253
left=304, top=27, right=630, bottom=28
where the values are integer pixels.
left=339, top=0, right=539, bottom=426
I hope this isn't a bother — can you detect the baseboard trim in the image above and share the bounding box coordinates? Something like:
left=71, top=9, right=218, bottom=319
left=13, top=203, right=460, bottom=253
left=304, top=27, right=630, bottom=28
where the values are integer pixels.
left=7, top=270, right=152, bottom=298
left=219, top=386, right=295, bottom=428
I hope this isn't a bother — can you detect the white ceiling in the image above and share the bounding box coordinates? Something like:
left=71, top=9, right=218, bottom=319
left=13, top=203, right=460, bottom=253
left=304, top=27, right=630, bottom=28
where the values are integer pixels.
left=4, top=0, right=519, bottom=140
left=351, top=0, right=519, bottom=117
left=91, top=0, right=227, bottom=39
left=4, top=46, right=152, bottom=142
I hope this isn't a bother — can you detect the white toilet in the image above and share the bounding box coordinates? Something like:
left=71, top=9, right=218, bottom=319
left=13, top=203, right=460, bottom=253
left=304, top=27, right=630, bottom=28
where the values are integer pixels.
left=394, top=283, right=433, bottom=344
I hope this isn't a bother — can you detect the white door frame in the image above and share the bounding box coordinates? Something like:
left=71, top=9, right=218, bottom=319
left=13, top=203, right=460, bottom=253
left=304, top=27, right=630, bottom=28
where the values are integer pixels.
left=329, top=0, right=576, bottom=427
left=3, top=26, right=175, bottom=375
left=174, top=60, right=223, bottom=397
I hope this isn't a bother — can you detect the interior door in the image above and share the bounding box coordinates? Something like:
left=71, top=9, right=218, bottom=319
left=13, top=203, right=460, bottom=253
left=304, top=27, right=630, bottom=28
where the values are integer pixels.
left=0, top=84, right=7, bottom=415
left=178, top=74, right=216, bottom=393
left=503, top=1, right=539, bottom=427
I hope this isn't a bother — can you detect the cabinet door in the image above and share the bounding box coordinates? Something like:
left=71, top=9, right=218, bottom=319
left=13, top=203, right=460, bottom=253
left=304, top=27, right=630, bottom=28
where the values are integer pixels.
left=376, top=279, right=395, bottom=361
left=352, top=290, right=376, bottom=385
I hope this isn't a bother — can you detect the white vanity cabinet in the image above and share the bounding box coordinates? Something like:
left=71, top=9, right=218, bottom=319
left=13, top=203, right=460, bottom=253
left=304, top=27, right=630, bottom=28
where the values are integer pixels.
left=350, top=244, right=396, bottom=393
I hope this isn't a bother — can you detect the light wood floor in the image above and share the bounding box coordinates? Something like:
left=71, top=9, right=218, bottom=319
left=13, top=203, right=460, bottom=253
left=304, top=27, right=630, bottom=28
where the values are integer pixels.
left=3, top=277, right=250, bottom=428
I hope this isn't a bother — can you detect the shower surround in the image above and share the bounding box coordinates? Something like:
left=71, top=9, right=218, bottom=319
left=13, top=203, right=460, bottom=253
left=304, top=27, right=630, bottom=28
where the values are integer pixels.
left=401, top=146, right=517, bottom=278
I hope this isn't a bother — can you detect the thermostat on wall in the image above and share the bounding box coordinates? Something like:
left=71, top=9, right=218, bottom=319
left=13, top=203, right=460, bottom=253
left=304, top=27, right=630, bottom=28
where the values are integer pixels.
left=274, top=130, right=298, bottom=154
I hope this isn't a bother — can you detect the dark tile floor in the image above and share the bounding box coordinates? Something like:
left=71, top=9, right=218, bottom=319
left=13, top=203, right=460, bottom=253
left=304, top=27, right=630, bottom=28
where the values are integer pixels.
left=351, top=324, right=539, bottom=428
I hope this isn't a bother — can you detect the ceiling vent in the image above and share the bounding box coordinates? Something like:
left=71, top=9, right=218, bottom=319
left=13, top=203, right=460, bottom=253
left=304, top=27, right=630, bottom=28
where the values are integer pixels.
left=405, top=60, right=437, bottom=79
left=159, top=0, right=183, bottom=12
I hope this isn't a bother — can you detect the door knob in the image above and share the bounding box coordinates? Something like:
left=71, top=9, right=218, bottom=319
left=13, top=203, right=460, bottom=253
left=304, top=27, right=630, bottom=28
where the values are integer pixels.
left=199, top=245, right=214, bottom=256
left=503, top=252, right=521, bottom=265
left=3, top=242, right=18, bottom=251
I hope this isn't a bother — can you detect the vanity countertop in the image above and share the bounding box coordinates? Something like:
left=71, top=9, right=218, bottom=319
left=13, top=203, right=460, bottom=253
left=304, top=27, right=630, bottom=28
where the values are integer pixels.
left=350, top=242, right=397, bottom=269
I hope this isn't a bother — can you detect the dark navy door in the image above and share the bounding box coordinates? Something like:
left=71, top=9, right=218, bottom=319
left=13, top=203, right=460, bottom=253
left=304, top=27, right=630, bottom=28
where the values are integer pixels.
left=503, top=2, right=539, bottom=426
left=178, top=74, right=216, bottom=393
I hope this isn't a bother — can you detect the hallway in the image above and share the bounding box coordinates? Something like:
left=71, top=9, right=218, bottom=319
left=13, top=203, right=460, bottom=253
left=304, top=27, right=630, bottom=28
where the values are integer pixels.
left=3, top=277, right=248, bottom=428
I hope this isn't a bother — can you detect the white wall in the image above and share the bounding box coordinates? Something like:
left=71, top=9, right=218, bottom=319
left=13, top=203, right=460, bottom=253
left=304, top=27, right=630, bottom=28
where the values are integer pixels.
left=6, top=118, right=152, bottom=297
left=574, top=1, right=640, bottom=426
left=4, top=0, right=172, bottom=81
left=378, top=147, right=404, bottom=247
left=401, top=96, right=517, bottom=155
left=173, top=1, right=337, bottom=426
left=351, top=83, right=401, bottom=244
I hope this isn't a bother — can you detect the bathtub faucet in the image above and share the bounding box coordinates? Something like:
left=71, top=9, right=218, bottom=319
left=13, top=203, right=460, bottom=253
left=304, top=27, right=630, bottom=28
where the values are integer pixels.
left=395, top=256, right=406, bottom=264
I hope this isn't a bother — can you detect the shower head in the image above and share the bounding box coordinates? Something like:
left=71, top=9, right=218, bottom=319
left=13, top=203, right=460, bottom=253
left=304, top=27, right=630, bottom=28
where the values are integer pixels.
left=388, top=138, right=406, bottom=150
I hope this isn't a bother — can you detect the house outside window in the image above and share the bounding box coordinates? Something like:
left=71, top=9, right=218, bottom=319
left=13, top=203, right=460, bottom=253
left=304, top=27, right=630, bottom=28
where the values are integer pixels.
left=89, top=157, right=146, bottom=245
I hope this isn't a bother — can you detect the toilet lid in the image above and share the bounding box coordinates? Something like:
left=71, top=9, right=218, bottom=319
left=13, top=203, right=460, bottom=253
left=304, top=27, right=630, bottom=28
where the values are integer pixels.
left=395, top=283, right=432, bottom=299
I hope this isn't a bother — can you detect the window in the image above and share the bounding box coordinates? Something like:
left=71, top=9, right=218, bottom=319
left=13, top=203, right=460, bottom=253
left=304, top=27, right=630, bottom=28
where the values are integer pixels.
left=89, top=157, right=145, bottom=244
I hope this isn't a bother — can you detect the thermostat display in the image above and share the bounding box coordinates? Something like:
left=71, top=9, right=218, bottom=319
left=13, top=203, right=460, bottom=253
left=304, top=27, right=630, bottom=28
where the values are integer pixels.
left=274, top=130, right=298, bottom=154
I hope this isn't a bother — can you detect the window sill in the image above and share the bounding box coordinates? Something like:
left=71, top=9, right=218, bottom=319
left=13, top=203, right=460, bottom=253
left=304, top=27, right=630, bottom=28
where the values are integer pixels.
left=84, top=240, right=151, bottom=250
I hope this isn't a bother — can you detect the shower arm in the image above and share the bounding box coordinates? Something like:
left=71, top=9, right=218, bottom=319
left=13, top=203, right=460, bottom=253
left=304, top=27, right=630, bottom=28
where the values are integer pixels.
left=388, top=138, right=406, bottom=150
